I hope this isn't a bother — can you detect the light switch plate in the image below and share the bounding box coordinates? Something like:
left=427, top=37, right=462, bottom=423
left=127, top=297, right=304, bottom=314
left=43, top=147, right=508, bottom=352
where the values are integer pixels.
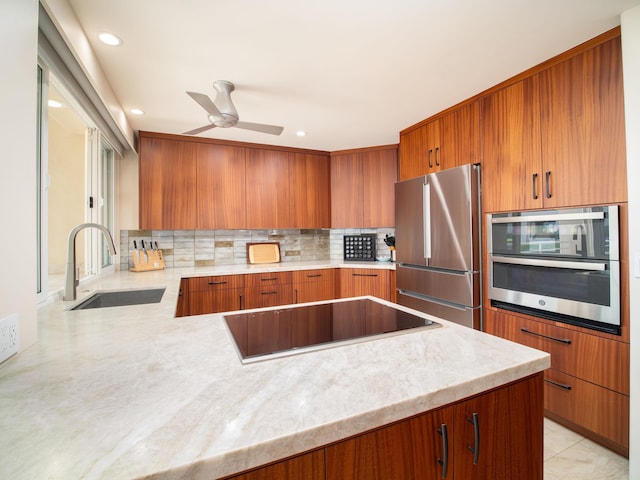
left=0, top=314, right=19, bottom=363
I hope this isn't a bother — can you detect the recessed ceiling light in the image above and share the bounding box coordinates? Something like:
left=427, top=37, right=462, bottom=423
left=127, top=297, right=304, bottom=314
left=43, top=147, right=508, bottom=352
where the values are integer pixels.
left=130, top=108, right=145, bottom=115
left=48, top=100, right=64, bottom=108
left=98, top=33, right=122, bottom=46
left=296, top=130, right=307, bottom=137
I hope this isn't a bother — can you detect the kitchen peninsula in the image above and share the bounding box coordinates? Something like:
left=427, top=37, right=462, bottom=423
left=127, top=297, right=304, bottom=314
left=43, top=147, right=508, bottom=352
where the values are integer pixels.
left=0, top=263, right=549, bottom=479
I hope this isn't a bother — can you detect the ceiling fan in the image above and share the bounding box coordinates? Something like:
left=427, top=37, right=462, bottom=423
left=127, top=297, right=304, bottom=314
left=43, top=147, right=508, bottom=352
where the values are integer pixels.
left=183, top=80, right=284, bottom=136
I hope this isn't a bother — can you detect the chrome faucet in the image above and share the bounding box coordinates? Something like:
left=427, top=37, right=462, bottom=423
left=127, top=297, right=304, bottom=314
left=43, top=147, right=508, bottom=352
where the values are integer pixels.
left=63, top=223, right=117, bottom=301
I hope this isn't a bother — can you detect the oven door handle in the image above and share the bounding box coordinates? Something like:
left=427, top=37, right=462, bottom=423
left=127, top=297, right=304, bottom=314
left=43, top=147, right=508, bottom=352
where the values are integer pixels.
left=490, top=211, right=605, bottom=224
left=490, top=255, right=607, bottom=271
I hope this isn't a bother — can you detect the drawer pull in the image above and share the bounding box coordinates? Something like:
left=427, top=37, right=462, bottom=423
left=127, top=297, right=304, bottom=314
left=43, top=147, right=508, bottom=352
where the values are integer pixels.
left=544, top=378, right=572, bottom=390
left=261, top=277, right=278, bottom=282
left=437, top=423, right=449, bottom=478
left=352, top=273, right=378, bottom=277
left=467, top=412, right=480, bottom=465
left=208, top=280, right=228, bottom=285
left=520, top=328, right=571, bottom=345
left=306, top=274, right=322, bottom=278
left=261, top=291, right=278, bottom=295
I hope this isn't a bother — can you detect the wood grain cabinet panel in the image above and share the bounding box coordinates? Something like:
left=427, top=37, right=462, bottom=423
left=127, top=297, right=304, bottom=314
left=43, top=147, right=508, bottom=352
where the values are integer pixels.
left=139, top=135, right=197, bottom=229
left=538, top=36, right=627, bottom=207
left=196, top=143, right=246, bottom=229
left=331, top=146, right=397, bottom=228
left=338, top=268, right=391, bottom=301
left=245, top=149, right=290, bottom=229
left=289, top=153, right=331, bottom=228
left=292, top=269, right=336, bottom=303
left=221, top=450, right=325, bottom=480
left=398, top=124, right=428, bottom=180
left=244, top=272, right=293, bottom=309
left=481, top=77, right=542, bottom=212
left=187, top=275, right=245, bottom=315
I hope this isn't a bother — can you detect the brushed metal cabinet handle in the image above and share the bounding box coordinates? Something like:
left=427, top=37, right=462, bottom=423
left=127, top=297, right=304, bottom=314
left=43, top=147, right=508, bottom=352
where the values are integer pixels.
left=521, top=328, right=572, bottom=345
left=532, top=173, right=539, bottom=200
left=545, top=170, right=552, bottom=198
left=545, top=378, right=572, bottom=390
left=467, top=413, right=480, bottom=465
left=437, top=423, right=449, bottom=478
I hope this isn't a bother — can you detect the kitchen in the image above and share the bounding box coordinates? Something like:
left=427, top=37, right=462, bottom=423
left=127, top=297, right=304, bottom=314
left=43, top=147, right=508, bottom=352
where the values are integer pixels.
left=2, top=1, right=640, bottom=479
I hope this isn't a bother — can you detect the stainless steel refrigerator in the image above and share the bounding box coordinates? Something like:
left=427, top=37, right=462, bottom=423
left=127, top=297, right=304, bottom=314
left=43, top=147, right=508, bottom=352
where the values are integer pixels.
left=395, top=164, right=482, bottom=329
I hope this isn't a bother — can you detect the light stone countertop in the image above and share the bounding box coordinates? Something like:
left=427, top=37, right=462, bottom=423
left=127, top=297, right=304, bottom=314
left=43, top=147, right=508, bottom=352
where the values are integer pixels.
left=0, top=261, right=550, bottom=480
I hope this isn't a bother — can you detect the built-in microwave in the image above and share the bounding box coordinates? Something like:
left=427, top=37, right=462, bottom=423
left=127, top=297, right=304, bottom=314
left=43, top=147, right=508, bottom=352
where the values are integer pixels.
left=487, top=205, right=620, bottom=335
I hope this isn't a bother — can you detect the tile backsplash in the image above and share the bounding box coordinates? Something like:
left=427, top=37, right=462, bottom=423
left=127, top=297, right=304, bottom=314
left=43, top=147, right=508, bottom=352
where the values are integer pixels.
left=120, top=228, right=394, bottom=270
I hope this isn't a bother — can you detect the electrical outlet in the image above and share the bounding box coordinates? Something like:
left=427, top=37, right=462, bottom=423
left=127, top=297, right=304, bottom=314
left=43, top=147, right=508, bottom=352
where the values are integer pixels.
left=0, top=314, right=19, bottom=363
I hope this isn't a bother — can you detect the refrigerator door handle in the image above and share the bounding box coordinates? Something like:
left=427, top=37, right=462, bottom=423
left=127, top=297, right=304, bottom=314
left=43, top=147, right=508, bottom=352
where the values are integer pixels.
left=423, top=182, right=431, bottom=260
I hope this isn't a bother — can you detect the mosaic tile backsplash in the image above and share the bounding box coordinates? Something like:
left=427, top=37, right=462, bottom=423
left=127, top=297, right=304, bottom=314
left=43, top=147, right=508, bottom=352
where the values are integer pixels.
left=120, top=228, right=395, bottom=270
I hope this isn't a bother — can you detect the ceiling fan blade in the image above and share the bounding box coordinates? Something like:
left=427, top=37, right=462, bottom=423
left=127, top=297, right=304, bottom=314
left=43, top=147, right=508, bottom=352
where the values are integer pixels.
left=186, top=91, right=222, bottom=117
left=235, top=121, right=284, bottom=135
left=182, top=124, right=216, bottom=135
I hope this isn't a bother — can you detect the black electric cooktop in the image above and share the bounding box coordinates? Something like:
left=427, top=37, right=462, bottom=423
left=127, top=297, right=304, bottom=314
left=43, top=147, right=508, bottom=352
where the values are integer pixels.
left=223, top=298, right=440, bottom=363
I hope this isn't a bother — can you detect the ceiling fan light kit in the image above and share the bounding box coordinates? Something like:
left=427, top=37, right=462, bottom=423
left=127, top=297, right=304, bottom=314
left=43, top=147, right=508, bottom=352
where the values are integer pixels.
left=184, top=80, right=284, bottom=136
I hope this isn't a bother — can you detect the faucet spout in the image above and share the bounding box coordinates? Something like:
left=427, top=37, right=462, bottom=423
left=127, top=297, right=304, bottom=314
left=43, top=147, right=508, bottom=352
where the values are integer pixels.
left=63, top=223, right=117, bottom=301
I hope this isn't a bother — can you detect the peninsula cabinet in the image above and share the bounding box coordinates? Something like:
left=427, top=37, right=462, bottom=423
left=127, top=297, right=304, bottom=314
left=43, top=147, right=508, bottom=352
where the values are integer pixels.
left=223, top=373, right=543, bottom=480
left=330, top=146, right=397, bottom=228
left=243, top=271, right=294, bottom=309
left=183, top=274, right=245, bottom=316
left=484, top=309, right=629, bottom=456
left=398, top=101, right=480, bottom=181
left=482, top=34, right=627, bottom=212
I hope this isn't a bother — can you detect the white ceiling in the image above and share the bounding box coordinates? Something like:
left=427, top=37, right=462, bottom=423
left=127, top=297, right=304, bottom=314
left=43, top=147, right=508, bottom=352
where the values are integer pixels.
left=67, top=0, right=640, bottom=152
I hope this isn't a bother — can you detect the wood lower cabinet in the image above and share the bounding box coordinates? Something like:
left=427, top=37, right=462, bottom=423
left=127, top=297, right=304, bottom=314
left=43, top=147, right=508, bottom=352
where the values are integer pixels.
left=221, top=450, right=325, bottom=480
left=484, top=309, right=629, bottom=456
left=326, top=373, right=543, bottom=480
left=339, top=268, right=391, bottom=301
left=222, top=374, right=543, bottom=480
left=244, top=271, right=293, bottom=309
left=292, top=269, right=336, bottom=303
left=186, top=275, right=245, bottom=316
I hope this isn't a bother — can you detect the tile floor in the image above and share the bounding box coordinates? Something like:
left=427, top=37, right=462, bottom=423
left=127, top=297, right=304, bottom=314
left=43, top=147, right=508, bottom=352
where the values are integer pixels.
left=544, top=418, right=629, bottom=479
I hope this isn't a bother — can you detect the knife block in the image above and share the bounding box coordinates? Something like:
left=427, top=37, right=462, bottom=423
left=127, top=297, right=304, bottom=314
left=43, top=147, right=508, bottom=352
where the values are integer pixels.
left=130, top=249, right=166, bottom=272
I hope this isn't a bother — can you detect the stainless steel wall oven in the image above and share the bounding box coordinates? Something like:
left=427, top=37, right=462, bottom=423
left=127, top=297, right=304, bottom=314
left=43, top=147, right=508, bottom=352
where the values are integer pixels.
left=487, top=206, right=620, bottom=335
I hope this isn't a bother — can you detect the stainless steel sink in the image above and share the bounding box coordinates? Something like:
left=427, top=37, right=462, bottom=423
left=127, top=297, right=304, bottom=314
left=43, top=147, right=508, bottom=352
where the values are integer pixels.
left=69, top=288, right=166, bottom=310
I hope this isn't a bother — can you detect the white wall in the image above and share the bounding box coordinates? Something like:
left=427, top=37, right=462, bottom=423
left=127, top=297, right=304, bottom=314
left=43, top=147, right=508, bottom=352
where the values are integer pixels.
left=0, top=0, right=38, bottom=350
left=621, top=6, right=640, bottom=477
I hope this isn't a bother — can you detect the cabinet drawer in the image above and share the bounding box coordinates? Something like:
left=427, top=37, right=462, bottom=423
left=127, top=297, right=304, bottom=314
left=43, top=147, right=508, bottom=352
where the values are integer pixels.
left=544, top=369, right=629, bottom=452
left=189, top=289, right=243, bottom=315
left=487, top=311, right=629, bottom=394
left=244, top=285, right=294, bottom=309
left=246, top=271, right=293, bottom=287
left=292, top=269, right=334, bottom=284
left=189, top=275, right=245, bottom=291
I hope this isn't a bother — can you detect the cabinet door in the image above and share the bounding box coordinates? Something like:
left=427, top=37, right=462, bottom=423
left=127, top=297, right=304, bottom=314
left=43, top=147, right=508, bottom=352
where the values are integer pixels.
left=139, top=135, right=197, bottom=229
left=245, top=149, right=290, bottom=228
left=481, top=77, right=542, bottom=212
left=424, top=119, right=441, bottom=172
left=293, top=269, right=336, bottom=303
left=339, top=269, right=390, bottom=300
left=440, top=101, right=480, bottom=169
left=539, top=37, right=627, bottom=207
left=453, top=374, right=544, bottom=480
left=399, top=125, right=428, bottom=180
left=196, top=143, right=246, bottom=229
left=289, top=153, right=331, bottom=228
left=175, top=278, right=190, bottom=317
left=362, top=148, right=397, bottom=228
left=326, top=406, right=454, bottom=480
left=222, top=449, right=324, bottom=480
left=330, top=153, right=363, bottom=228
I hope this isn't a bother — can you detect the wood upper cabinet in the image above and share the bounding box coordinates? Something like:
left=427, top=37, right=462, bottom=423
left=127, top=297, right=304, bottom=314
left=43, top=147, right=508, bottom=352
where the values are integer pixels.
left=245, top=149, right=290, bottom=229
left=399, top=102, right=480, bottom=181
left=481, top=76, right=542, bottom=212
left=139, top=135, right=197, bottom=229
left=289, top=153, right=330, bottom=228
left=538, top=36, right=627, bottom=208
left=196, top=143, right=246, bottom=229
left=482, top=35, right=627, bottom=212
left=331, top=146, right=397, bottom=228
